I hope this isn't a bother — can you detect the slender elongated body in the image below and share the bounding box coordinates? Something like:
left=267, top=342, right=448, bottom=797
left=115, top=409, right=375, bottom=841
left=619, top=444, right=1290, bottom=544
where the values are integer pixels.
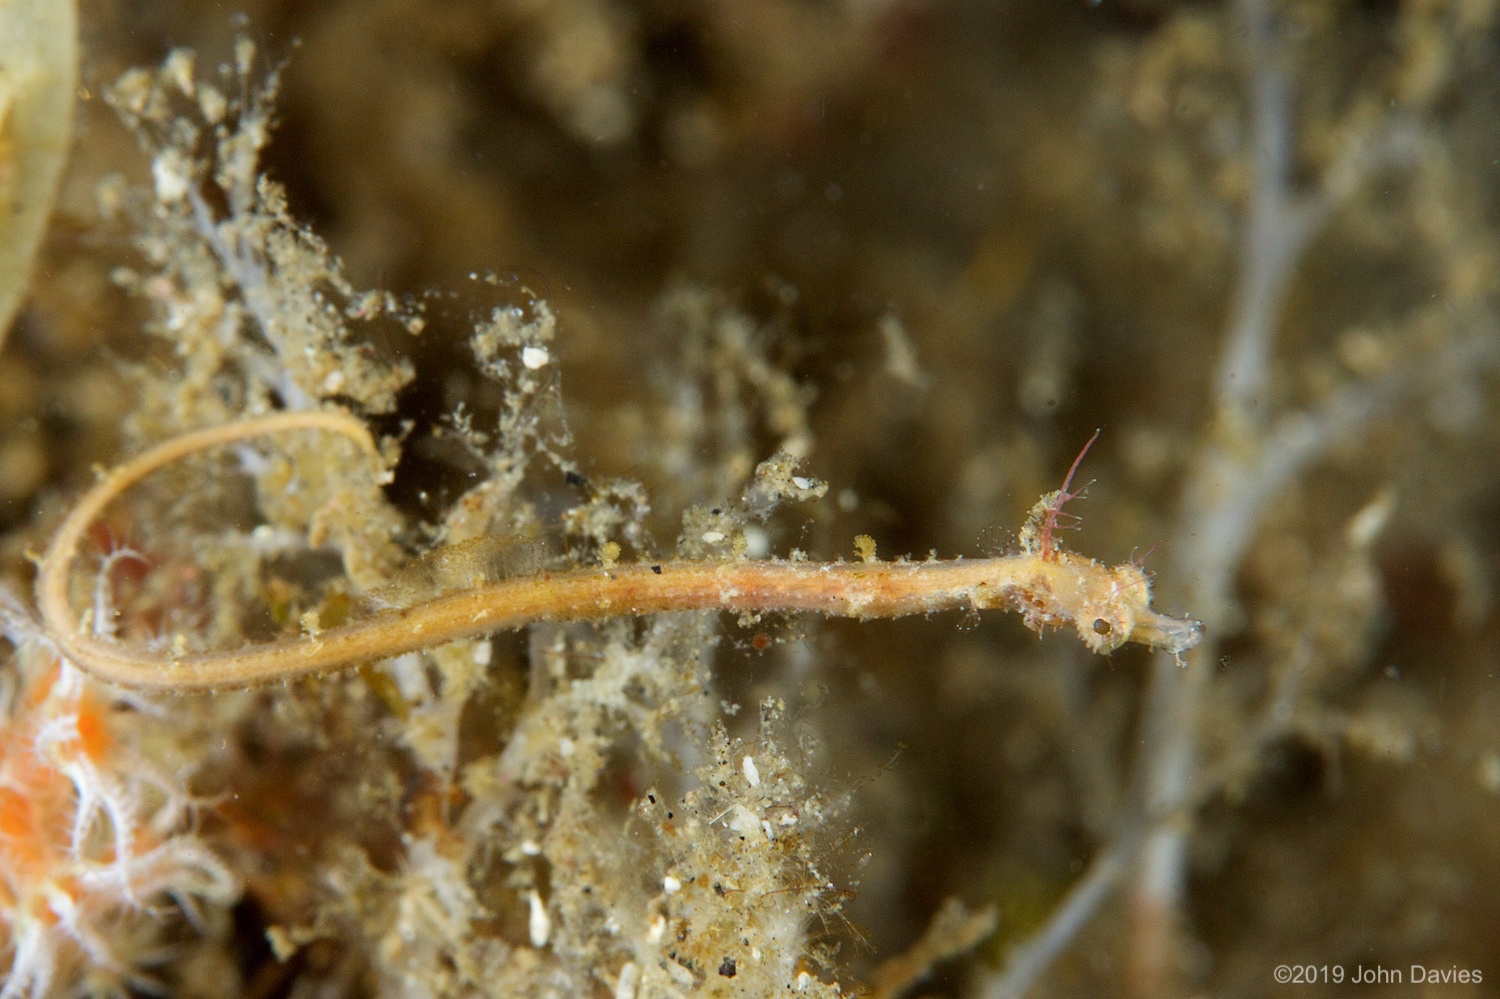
left=36, top=412, right=1202, bottom=692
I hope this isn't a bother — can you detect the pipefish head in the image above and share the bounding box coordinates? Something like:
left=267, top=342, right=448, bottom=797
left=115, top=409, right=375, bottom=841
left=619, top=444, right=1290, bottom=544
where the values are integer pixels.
left=999, top=551, right=1203, bottom=655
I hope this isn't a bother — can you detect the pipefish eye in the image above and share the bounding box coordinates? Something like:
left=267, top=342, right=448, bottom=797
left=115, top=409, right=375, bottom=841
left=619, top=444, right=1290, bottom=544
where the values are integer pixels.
left=1083, top=613, right=1129, bottom=653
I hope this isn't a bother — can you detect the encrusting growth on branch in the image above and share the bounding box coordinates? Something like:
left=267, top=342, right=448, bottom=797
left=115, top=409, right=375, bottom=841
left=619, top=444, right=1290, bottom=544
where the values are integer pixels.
left=35, top=412, right=1202, bottom=692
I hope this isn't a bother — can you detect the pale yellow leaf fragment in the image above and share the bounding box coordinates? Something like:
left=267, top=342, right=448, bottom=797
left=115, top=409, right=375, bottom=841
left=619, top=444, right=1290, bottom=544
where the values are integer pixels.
left=0, top=0, right=77, bottom=345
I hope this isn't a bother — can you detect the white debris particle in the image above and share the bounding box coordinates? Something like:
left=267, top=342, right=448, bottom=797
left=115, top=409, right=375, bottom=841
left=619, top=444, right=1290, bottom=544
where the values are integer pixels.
left=744, top=525, right=770, bottom=558
left=614, top=962, right=640, bottom=999
left=742, top=755, right=761, bottom=787
left=662, top=874, right=682, bottom=894
left=879, top=312, right=931, bottom=390
left=527, top=889, right=550, bottom=947
left=266, top=926, right=296, bottom=962
left=162, top=48, right=195, bottom=96
left=701, top=530, right=726, bottom=543
left=647, top=914, right=666, bottom=943
left=521, top=345, right=551, bottom=369
left=384, top=653, right=429, bottom=702
left=234, top=37, right=255, bottom=77
left=791, top=475, right=813, bottom=489
left=796, top=970, right=814, bottom=991
left=1345, top=488, right=1395, bottom=549
left=728, top=804, right=760, bottom=839
left=519, top=839, right=541, bottom=856
left=197, top=83, right=227, bottom=124
left=152, top=150, right=191, bottom=202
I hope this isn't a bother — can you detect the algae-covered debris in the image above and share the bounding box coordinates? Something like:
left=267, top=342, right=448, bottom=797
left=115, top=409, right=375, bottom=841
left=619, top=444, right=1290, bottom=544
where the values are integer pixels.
left=4, top=2, right=1500, bottom=997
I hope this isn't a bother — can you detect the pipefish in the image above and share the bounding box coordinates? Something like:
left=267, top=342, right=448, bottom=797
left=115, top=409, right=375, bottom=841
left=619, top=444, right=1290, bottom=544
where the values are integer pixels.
left=36, top=411, right=1202, bottom=692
